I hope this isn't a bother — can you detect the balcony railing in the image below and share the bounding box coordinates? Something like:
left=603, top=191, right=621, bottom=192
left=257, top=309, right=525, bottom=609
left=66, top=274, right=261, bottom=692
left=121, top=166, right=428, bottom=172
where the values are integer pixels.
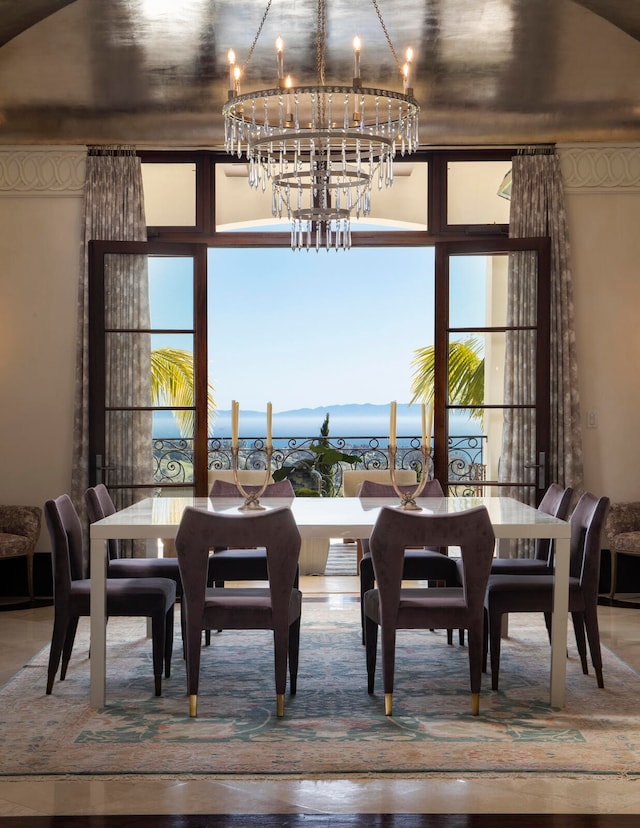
left=153, top=434, right=487, bottom=495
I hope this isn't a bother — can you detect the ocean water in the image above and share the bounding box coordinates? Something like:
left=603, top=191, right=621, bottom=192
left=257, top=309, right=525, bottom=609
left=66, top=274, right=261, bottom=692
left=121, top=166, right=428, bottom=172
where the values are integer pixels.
left=153, top=405, right=482, bottom=441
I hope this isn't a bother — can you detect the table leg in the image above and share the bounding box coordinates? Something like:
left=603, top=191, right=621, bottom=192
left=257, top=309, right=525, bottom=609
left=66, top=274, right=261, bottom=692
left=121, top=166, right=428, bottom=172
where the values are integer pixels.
left=90, top=538, right=107, bottom=707
left=550, top=536, right=570, bottom=708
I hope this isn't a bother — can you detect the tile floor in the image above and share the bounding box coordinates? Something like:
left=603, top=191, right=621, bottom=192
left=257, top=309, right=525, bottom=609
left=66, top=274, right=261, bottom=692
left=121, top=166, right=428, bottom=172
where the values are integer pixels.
left=0, top=578, right=639, bottom=817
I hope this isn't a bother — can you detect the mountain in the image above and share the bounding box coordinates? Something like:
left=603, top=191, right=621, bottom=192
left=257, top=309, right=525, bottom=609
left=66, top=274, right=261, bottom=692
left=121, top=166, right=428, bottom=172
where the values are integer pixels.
left=153, top=403, right=480, bottom=439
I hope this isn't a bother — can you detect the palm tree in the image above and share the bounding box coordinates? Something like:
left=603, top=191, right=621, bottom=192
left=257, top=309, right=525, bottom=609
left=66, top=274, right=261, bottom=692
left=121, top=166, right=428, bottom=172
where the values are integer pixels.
left=151, top=347, right=216, bottom=436
left=410, top=336, right=485, bottom=423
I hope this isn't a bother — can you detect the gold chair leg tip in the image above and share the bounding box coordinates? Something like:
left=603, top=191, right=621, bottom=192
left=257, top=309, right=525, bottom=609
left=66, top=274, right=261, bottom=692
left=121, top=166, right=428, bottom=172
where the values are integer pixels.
left=276, top=693, right=285, bottom=717
left=471, top=692, right=480, bottom=716
left=384, top=693, right=393, bottom=716
left=189, top=694, right=198, bottom=718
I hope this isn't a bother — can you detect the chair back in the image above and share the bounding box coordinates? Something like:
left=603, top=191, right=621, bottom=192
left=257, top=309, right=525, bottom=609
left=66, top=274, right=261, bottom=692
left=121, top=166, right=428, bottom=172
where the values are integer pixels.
left=569, top=491, right=610, bottom=590
left=176, top=505, right=301, bottom=626
left=85, top=484, right=119, bottom=560
left=44, top=495, right=86, bottom=601
left=535, top=483, right=574, bottom=562
left=357, top=478, right=444, bottom=499
left=369, top=505, right=495, bottom=622
left=342, top=469, right=417, bottom=498
left=208, top=469, right=274, bottom=492
left=209, top=479, right=295, bottom=498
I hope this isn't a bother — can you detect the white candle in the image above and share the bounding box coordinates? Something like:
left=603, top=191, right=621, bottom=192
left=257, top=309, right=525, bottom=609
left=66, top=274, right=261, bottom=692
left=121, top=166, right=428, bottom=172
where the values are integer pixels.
left=353, top=36, right=361, bottom=79
left=421, top=403, right=427, bottom=447
left=233, top=65, right=241, bottom=96
left=389, top=401, right=397, bottom=449
left=404, top=47, right=413, bottom=91
left=427, top=402, right=433, bottom=451
left=227, top=49, right=236, bottom=92
left=231, top=400, right=239, bottom=448
left=276, top=36, right=284, bottom=81
left=266, top=402, right=273, bottom=450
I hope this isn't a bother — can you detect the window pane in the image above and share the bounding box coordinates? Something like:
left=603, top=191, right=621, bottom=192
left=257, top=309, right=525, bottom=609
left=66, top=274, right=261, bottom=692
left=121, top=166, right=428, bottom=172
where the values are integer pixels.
left=449, top=253, right=510, bottom=328
left=447, top=161, right=511, bottom=225
left=148, top=256, right=194, bottom=329
left=141, top=163, right=196, bottom=226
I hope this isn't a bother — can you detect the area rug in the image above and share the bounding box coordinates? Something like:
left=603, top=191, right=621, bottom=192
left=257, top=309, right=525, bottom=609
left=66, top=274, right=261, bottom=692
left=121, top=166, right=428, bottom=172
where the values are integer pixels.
left=1, top=602, right=639, bottom=778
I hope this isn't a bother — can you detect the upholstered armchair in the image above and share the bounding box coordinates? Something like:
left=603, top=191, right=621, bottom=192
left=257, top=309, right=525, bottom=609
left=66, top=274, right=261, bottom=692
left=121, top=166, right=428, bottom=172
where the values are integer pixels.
left=605, top=502, right=640, bottom=600
left=0, top=505, right=42, bottom=599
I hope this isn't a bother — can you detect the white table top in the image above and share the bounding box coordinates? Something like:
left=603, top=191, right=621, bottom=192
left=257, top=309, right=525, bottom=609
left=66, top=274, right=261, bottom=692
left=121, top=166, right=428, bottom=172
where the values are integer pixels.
left=90, top=495, right=571, bottom=541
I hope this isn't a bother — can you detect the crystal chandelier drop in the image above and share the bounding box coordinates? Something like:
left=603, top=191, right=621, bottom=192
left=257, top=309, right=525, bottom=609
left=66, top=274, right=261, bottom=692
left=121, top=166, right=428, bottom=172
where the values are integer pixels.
left=223, top=0, right=420, bottom=251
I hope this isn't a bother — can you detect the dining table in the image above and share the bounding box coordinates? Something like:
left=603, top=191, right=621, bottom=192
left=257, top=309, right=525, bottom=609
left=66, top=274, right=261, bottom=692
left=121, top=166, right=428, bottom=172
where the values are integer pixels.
left=89, top=495, right=572, bottom=709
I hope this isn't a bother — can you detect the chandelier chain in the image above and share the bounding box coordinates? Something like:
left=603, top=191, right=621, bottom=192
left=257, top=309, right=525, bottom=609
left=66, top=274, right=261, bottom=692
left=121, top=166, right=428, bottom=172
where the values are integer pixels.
left=241, top=0, right=274, bottom=72
left=370, top=0, right=403, bottom=74
left=316, top=0, right=326, bottom=85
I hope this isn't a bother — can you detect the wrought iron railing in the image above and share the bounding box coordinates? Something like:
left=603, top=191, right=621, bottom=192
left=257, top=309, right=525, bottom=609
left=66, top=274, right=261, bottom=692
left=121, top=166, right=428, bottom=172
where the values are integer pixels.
left=152, top=434, right=487, bottom=493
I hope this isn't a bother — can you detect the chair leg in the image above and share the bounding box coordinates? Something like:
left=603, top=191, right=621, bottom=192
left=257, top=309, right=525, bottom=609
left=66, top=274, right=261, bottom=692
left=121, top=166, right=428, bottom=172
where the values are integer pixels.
left=288, top=617, right=301, bottom=695
left=467, top=624, right=484, bottom=716
left=150, top=610, right=167, bottom=697
left=46, top=611, right=70, bottom=694
left=364, top=616, right=378, bottom=694
left=609, top=551, right=618, bottom=601
left=488, top=607, right=503, bottom=691
left=60, top=616, right=80, bottom=681
left=571, top=611, right=589, bottom=675
left=26, top=553, right=35, bottom=601
left=583, top=605, right=604, bottom=688
left=164, top=605, right=175, bottom=679
left=360, top=560, right=374, bottom=646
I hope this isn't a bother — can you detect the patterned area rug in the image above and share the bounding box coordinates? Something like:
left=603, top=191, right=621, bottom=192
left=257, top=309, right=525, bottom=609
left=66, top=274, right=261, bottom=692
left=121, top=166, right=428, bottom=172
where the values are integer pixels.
left=1, top=602, right=639, bottom=777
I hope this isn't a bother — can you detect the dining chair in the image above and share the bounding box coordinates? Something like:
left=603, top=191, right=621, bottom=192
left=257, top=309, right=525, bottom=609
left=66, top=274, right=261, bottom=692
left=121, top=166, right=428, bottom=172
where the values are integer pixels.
left=175, top=504, right=302, bottom=718
left=357, top=478, right=459, bottom=644
left=207, top=478, right=295, bottom=587
left=364, top=504, right=495, bottom=716
left=484, top=491, right=610, bottom=691
left=85, top=484, right=182, bottom=595
left=489, top=483, right=574, bottom=575
left=205, top=478, right=296, bottom=644
left=44, top=494, right=176, bottom=696
left=342, top=469, right=417, bottom=565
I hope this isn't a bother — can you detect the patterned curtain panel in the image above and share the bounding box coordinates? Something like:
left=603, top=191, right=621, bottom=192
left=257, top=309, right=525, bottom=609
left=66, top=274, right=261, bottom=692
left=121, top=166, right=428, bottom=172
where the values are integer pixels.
left=71, top=146, right=149, bottom=527
left=501, top=149, right=584, bottom=517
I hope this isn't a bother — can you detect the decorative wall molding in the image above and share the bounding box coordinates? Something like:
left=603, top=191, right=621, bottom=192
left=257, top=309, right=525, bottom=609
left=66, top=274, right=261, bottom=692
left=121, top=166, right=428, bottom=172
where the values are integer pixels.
left=559, top=144, right=640, bottom=192
left=0, top=147, right=86, bottom=194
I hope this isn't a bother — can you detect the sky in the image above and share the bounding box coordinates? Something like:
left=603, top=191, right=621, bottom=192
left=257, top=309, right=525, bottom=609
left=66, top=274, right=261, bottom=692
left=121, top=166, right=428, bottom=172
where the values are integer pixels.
left=148, top=245, right=487, bottom=413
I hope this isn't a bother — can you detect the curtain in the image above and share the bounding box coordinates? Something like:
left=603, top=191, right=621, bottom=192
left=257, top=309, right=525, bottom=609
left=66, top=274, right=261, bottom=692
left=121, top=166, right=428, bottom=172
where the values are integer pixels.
left=71, top=146, right=149, bottom=536
left=500, top=149, right=584, bottom=542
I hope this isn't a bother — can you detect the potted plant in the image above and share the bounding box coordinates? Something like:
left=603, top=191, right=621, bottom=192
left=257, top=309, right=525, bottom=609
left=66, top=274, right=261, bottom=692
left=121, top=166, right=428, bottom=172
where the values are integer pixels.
left=273, top=413, right=361, bottom=496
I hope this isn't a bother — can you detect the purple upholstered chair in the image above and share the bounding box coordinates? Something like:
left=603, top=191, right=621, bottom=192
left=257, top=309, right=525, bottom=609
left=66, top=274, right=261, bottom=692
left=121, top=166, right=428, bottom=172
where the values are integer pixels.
left=489, top=483, right=573, bottom=576
left=364, top=504, right=495, bottom=716
left=358, top=478, right=459, bottom=644
left=484, top=491, right=610, bottom=691
left=175, top=504, right=302, bottom=718
left=85, top=484, right=182, bottom=595
left=44, top=494, right=175, bottom=696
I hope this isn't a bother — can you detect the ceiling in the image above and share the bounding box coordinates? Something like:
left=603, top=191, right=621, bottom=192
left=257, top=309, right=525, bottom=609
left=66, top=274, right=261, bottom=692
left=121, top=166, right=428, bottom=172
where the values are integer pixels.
left=0, top=0, right=639, bottom=148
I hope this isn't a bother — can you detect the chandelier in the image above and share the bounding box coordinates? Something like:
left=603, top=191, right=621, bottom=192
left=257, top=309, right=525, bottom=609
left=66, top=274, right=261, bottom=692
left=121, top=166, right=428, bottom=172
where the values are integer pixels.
left=223, top=0, right=420, bottom=251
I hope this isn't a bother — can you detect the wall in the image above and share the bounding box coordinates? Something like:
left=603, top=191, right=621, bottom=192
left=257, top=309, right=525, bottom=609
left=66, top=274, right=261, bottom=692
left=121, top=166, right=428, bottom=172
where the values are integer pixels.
left=559, top=144, right=640, bottom=502
left=0, top=144, right=639, bottom=556
left=0, top=148, right=85, bottom=550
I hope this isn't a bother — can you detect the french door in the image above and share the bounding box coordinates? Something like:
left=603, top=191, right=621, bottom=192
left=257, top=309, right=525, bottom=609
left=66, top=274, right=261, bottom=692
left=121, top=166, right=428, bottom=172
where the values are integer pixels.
left=433, top=237, right=551, bottom=504
left=88, top=240, right=209, bottom=505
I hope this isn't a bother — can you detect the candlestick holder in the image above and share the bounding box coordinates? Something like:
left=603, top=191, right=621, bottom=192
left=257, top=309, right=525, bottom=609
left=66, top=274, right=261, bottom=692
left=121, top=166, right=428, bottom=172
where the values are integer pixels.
left=231, top=445, right=273, bottom=511
left=388, top=444, right=432, bottom=510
